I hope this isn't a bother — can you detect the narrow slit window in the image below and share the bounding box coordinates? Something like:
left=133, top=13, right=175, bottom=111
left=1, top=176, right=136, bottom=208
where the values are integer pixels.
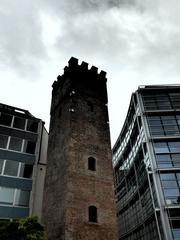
left=89, top=206, right=97, bottom=223
left=88, top=157, right=96, bottom=171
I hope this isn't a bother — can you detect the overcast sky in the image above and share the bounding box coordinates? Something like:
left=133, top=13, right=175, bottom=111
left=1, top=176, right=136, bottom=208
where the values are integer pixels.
left=1, top=0, right=180, bottom=145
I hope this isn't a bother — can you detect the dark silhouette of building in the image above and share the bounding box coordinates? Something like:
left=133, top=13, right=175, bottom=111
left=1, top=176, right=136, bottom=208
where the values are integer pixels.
left=0, top=103, right=48, bottom=219
left=113, top=85, right=180, bottom=240
left=42, top=57, right=117, bottom=240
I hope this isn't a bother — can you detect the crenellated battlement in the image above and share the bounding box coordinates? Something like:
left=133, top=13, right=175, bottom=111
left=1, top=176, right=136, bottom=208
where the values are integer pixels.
left=52, top=57, right=107, bottom=93
left=68, top=57, right=106, bottom=77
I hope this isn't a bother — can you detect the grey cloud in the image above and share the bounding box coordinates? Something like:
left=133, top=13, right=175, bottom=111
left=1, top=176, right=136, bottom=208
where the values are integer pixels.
left=47, top=0, right=180, bottom=78
left=41, top=0, right=137, bottom=17
left=0, top=1, right=47, bottom=79
left=1, top=0, right=180, bottom=81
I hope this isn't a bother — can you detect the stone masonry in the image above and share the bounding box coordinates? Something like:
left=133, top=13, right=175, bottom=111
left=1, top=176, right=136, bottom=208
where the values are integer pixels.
left=42, top=57, right=117, bottom=240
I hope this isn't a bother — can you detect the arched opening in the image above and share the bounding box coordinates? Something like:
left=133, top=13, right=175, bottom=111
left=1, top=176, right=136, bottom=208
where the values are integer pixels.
left=88, top=157, right=96, bottom=171
left=88, top=206, right=97, bottom=223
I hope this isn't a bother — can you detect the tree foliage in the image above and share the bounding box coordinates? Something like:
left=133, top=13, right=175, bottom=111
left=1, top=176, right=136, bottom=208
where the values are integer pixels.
left=0, top=215, right=45, bottom=240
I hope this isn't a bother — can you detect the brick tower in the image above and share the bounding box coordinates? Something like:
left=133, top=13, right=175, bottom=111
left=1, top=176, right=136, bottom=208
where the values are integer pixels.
left=42, top=57, right=117, bottom=240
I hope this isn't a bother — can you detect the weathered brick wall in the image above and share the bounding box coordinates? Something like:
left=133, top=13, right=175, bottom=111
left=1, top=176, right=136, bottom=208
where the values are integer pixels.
left=42, top=57, right=117, bottom=240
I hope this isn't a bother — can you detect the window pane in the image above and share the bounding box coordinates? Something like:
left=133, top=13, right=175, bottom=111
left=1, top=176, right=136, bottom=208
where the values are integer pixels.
left=148, top=116, right=161, bottom=120
left=169, top=142, right=180, bottom=153
left=27, top=120, right=38, bottom=133
left=13, top=117, right=26, bottom=130
left=161, top=180, right=178, bottom=188
left=9, top=137, right=22, bottom=151
left=162, top=119, right=176, bottom=125
left=19, top=163, right=33, bottom=178
left=4, top=160, right=19, bottom=176
left=171, top=220, right=180, bottom=228
left=149, top=121, right=162, bottom=127
left=0, top=134, right=8, bottom=149
left=164, top=188, right=179, bottom=197
left=156, top=154, right=171, bottom=161
left=23, top=141, right=36, bottom=154
left=160, top=174, right=176, bottom=180
left=15, top=189, right=30, bottom=207
left=158, top=162, right=173, bottom=168
left=171, top=154, right=180, bottom=161
left=150, top=126, right=164, bottom=132
left=172, top=229, right=180, bottom=238
left=0, top=113, right=12, bottom=126
left=171, top=155, right=180, bottom=167
left=176, top=174, right=180, bottom=179
left=0, top=187, right=14, bottom=205
left=0, top=159, right=4, bottom=174
left=154, top=142, right=169, bottom=153
left=165, top=130, right=179, bottom=136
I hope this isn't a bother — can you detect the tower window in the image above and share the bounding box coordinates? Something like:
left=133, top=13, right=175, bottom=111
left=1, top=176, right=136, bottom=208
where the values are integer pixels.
left=88, top=157, right=96, bottom=171
left=88, top=206, right=97, bottom=223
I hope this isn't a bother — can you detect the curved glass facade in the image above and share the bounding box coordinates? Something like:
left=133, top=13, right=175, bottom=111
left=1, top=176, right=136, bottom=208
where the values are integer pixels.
left=113, top=85, right=180, bottom=240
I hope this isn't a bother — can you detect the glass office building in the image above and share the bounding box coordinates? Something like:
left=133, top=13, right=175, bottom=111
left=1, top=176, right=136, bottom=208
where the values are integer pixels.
left=113, top=85, right=180, bottom=240
left=0, top=103, right=48, bottom=219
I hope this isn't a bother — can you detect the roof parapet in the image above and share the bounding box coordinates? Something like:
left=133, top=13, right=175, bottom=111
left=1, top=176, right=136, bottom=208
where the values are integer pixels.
left=52, top=57, right=107, bottom=93
left=81, top=61, right=88, bottom=70
left=68, top=57, right=78, bottom=67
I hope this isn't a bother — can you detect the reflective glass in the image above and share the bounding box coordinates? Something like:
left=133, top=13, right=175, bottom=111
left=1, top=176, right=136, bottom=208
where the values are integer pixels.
left=160, top=173, right=176, bottom=180
left=9, top=137, right=22, bottom=151
left=13, top=117, right=26, bottom=130
left=4, top=160, right=19, bottom=176
left=176, top=173, right=180, bottom=179
left=164, top=188, right=179, bottom=197
left=154, top=142, right=169, bottom=153
left=0, top=187, right=14, bottom=205
left=0, top=134, right=8, bottom=149
left=172, top=229, right=180, bottom=238
left=161, top=180, right=178, bottom=188
left=0, top=159, right=4, bottom=174
left=156, top=154, right=171, bottom=161
left=163, top=120, right=177, bottom=126
left=158, top=162, right=173, bottom=168
left=27, top=120, right=38, bottom=133
left=0, top=113, right=13, bottom=126
left=169, top=142, right=180, bottom=153
left=172, top=154, right=180, bottom=161
left=19, top=163, right=33, bottom=178
left=148, top=120, right=161, bottom=126
left=23, top=141, right=36, bottom=154
left=15, top=189, right=30, bottom=207
left=170, top=154, right=180, bottom=167
left=174, top=161, right=180, bottom=167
